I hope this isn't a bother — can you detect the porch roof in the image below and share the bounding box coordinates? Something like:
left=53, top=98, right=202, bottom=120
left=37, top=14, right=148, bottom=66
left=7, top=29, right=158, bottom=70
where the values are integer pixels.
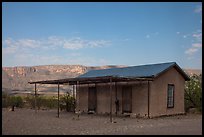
left=28, top=76, right=153, bottom=85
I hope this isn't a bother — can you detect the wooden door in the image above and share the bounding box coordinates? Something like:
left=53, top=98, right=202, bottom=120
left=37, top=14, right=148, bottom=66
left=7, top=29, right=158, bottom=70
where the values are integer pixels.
left=88, top=87, right=97, bottom=112
left=122, top=86, right=132, bottom=113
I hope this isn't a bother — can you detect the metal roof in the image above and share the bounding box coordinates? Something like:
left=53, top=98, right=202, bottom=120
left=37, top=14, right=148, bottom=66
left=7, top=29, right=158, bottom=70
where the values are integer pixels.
left=78, top=62, right=190, bottom=81
left=28, top=62, right=190, bottom=85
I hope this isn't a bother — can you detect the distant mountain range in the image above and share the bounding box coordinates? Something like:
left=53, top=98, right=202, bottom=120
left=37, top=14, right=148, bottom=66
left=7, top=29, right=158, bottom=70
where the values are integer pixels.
left=2, top=65, right=202, bottom=95
left=2, top=65, right=126, bottom=95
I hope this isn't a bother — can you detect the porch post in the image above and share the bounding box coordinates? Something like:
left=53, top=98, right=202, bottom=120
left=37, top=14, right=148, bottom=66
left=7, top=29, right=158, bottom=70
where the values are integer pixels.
left=147, top=80, right=150, bottom=118
left=73, top=85, right=75, bottom=99
left=115, top=82, right=118, bottom=115
left=76, top=81, right=79, bottom=112
left=57, top=82, right=60, bottom=118
left=34, top=83, right=37, bottom=113
left=110, top=77, right=113, bottom=122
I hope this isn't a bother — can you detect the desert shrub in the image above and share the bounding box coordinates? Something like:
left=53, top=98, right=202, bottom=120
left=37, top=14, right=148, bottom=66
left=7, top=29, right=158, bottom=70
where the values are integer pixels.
left=7, top=96, right=24, bottom=108
left=24, top=95, right=35, bottom=108
left=2, top=92, right=75, bottom=111
left=36, top=96, right=45, bottom=109
left=15, top=96, right=24, bottom=108
left=185, top=74, right=202, bottom=112
left=2, top=92, right=24, bottom=108
left=2, top=92, right=9, bottom=108
left=44, top=96, right=58, bottom=109
left=24, top=95, right=59, bottom=109
left=60, top=92, right=76, bottom=112
left=25, top=95, right=46, bottom=109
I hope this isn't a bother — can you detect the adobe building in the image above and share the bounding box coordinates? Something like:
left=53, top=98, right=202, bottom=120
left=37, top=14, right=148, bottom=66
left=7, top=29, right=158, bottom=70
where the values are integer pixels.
left=29, top=62, right=190, bottom=119
left=75, top=62, right=190, bottom=118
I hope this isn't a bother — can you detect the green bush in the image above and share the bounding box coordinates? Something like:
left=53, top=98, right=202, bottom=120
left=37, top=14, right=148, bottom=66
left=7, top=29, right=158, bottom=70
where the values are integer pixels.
left=24, top=95, right=59, bottom=109
left=24, top=95, right=35, bottom=108
left=2, top=92, right=9, bottom=108
left=45, top=96, right=58, bottom=109
left=3, top=95, right=24, bottom=108
left=15, top=96, right=24, bottom=108
left=185, top=74, right=202, bottom=112
left=60, top=92, right=76, bottom=112
left=2, top=91, right=75, bottom=111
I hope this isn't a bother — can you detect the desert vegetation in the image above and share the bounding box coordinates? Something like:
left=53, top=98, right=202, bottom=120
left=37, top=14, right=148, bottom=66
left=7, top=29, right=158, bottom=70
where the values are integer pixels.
left=184, top=74, right=202, bottom=113
left=2, top=91, right=76, bottom=112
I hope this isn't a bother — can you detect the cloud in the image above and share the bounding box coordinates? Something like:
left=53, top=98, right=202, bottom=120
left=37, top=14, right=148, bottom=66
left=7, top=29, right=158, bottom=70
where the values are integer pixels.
left=3, top=38, right=40, bottom=48
left=146, top=32, right=159, bottom=38
left=3, top=53, right=109, bottom=66
left=62, top=37, right=110, bottom=50
left=185, top=43, right=202, bottom=56
left=2, top=36, right=111, bottom=66
left=87, top=40, right=110, bottom=48
left=2, top=36, right=111, bottom=55
left=185, top=48, right=198, bottom=55
left=193, top=33, right=202, bottom=38
left=63, top=38, right=84, bottom=50
left=185, top=28, right=202, bottom=56
left=18, top=39, right=41, bottom=48
left=192, top=33, right=202, bottom=42
left=194, top=5, right=202, bottom=13
left=176, top=32, right=180, bottom=34
left=4, top=38, right=13, bottom=45
left=183, top=34, right=191, bottom=38
left=47, top=36, right=64, bottom=47
left=192, top=43, right=202, bottom=48
left=2, top=45, right=17, bottom=54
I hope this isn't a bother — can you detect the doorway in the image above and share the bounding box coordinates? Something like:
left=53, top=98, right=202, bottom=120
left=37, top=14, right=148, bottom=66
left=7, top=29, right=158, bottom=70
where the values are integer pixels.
left=122, top=86, right=132, bottom=113
left=88, top=87, right=97, bottom=112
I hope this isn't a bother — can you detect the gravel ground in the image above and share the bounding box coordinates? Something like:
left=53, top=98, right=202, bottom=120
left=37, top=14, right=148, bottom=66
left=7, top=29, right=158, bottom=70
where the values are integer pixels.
left=2, top=108, right=202, bottom=135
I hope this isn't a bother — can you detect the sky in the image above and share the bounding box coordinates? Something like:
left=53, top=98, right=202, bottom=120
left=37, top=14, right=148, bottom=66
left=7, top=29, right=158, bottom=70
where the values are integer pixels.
left=2, top=2, right=202, bottom=69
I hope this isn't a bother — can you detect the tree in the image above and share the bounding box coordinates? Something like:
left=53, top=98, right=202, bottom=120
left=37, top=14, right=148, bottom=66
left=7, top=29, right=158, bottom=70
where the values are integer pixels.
left=185, top=74, right=202, bottom=112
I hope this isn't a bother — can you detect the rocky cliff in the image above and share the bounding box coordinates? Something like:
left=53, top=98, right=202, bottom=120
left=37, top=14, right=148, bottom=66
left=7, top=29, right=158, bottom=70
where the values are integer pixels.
left=2, top=65, right=126, bottom=94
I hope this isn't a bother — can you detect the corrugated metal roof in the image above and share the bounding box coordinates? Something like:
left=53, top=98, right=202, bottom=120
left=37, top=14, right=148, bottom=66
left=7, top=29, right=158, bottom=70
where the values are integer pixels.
left=78, top=62, right=189, bottom=80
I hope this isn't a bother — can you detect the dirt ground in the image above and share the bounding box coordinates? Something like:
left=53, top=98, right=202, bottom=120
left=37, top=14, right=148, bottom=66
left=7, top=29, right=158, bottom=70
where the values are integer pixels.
left=2, top=108, right=202, bottom=135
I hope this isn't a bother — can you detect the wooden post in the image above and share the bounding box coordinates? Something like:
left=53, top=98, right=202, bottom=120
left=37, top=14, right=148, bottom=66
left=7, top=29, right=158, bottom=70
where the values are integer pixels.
left=148, top=80, right=150, bottom=118
left=76, top=81, right=79, bottom=113
left=58, top=83, right=60, bottom=118
left=110, top=77, right=113, bottom=123
left=115, top=82, right=118, bottom=115
left=73, top=85, right=75, bottom=99
left=35, top=83, right=37, bottom=113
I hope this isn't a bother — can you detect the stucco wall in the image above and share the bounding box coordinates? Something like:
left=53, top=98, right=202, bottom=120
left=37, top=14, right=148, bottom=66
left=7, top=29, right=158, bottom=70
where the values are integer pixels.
left=96, top=84, right=112, bottom=114
left=96, top=82, right=148, bottom=116
left=132, top=83, right=148, bottom=117
left=76, top=83, right=114, bottom=114
left=76, top=67, right=186, bottom=118
left=76, top=84, right=88, bottom=113
left=76, top=82, right=148, bottom=117
left=150, top=67, right=185, bottom=117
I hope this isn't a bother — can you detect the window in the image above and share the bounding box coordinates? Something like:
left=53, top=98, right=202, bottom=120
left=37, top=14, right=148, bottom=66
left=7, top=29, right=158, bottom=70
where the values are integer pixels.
left=167, top=84, right=174, bottom=108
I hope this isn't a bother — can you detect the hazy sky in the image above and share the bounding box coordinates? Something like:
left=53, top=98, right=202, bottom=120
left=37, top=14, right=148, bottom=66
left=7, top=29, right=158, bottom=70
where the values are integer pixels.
left=2, top=2, right=202, bottom=69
